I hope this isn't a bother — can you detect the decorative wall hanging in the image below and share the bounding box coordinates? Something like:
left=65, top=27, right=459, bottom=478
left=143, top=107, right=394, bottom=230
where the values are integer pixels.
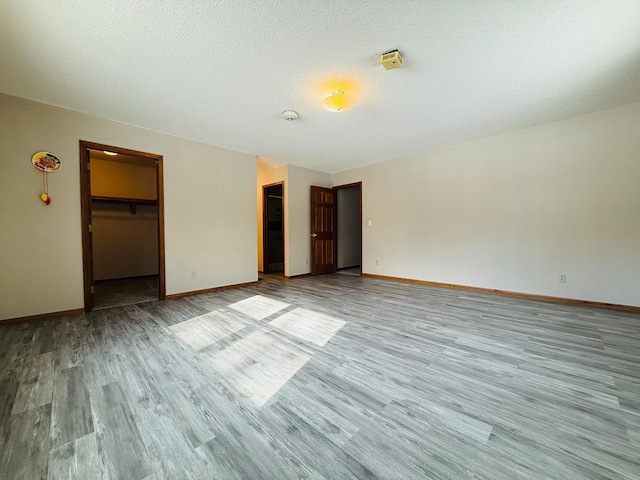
left=32, top=152, right=61, bottom=205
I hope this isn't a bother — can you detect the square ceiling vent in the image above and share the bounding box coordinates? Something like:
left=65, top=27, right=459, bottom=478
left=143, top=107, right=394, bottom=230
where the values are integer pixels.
left=381, top=50, right=403, bottom=70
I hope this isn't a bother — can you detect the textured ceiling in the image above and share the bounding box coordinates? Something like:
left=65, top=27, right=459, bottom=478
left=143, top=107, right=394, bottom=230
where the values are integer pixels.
left=2, top=1, right=639, bottom=173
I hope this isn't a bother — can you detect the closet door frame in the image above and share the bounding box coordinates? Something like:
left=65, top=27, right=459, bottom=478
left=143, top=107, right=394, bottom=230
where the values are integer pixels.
left=79, top=140, right=166, bottom=312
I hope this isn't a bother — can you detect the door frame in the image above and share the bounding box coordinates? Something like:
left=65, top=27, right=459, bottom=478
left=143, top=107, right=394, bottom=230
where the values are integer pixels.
left=262, top=181, right=285, bottom=275
left=79, top=140, right=166, bottom=312
left=333, top=182, right=363, bottom=274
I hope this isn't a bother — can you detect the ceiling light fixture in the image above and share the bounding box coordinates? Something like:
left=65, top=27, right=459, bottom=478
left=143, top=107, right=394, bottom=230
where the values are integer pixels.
left=321, top=90, right=355, bottom=112
left=103, top=151, right=118, bottom=156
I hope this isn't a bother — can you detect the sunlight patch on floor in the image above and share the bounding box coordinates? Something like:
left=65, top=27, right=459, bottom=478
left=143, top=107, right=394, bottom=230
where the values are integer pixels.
left=210, top=331, right=311, bottom=407
left=168, top=310, right=248, bottom=350
left=171, top=295, right=346, bottom=406
left=228, top=295, right=289, bottom=320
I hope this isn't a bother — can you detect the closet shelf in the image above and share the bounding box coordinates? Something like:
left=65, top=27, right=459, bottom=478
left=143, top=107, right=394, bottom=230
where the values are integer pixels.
left=91, top=196, right=157, bottom=214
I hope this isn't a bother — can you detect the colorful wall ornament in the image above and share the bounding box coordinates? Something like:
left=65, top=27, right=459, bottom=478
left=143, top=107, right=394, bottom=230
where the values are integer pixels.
left=32, top=152, right=61, bottom=205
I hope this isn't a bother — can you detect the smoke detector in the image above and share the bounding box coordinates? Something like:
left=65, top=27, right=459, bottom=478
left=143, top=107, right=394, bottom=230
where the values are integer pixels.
left=282, top=110, right=298, bottom=121
left=381, top=49, right=403, bottom=70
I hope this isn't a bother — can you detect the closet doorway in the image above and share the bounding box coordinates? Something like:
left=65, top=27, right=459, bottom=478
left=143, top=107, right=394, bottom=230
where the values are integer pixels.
left=335, top=182, right=362, bottom=276
left=79, top=141, right=166, bottom=311
left=262, top=182, right=284, bottom=275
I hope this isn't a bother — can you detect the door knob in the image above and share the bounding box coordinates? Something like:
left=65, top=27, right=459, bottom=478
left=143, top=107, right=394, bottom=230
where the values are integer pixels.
left=311, top=233, right=318, bottom=237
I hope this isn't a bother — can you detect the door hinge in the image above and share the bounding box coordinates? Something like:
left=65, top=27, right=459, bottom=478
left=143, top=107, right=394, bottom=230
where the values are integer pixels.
left=88, top=224, right=92, bottom=233
left=90, top=285, right=95, bottom=294
left=87, top=161, right=90, bottom=170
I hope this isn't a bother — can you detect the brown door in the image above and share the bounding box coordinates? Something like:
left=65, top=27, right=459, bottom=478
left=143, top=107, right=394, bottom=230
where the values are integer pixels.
left=310, top=186, right=337, bottom=275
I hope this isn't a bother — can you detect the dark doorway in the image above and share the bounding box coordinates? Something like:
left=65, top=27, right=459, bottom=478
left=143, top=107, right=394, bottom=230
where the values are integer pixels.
left=263, top=183, right=284, bottom=274
left=80, top=141, right=166, bottom=312
left=335, top=182, right=362, bottom=275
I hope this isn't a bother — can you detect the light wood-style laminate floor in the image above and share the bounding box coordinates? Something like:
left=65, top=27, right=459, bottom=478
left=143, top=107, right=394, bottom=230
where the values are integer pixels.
left=1, top=273, right=639, bottom=479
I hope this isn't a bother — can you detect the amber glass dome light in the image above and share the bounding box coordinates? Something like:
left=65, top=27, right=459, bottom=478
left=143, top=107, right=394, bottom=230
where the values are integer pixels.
left=321, top=90, right=355, bottom=112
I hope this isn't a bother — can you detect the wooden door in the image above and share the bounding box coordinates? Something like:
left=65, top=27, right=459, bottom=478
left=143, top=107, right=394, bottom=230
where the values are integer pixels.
left=310, top=186, right=337, bottom=275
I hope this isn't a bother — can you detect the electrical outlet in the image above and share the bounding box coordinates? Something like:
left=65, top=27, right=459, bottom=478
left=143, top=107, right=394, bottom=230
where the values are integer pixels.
left=558, top=274, right=566, bottom=283
left=190, top=270, right=196, bottom=279
left=306, top=259, right=308, bottom=265
left=376, top=259, right=379, bottom=265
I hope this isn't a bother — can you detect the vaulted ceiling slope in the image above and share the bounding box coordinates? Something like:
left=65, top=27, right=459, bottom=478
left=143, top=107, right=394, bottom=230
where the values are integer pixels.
left=1, top=1, right=639, bottom=173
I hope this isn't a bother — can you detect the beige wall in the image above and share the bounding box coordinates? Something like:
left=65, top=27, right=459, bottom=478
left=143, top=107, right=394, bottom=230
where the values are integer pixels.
left=0, top=94, right=257, bottom=321
left=90, top=158, right=157, bottom=199
left=332, top=101, right=640, bottom=307
left=92, top=204, right=159, bottom=280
